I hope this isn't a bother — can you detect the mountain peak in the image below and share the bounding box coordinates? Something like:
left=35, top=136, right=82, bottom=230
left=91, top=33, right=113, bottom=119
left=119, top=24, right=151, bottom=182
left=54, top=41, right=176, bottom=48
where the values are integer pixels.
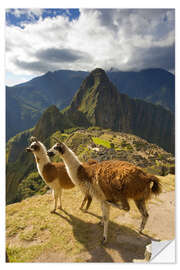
left=64, top=70, right=174, bottom=153
left=89, top=68, right=109, bottom=83
left=33, top=105, right=73, bottom=140
left=68, top=67, right=115, bottom=116
left=91, top=68, right=107, bottom=76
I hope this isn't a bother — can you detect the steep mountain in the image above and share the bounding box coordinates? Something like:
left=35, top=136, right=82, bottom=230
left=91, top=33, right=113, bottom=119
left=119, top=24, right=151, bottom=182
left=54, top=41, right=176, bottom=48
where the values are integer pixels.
left=6, top=68, right=175, bottom=203
left=33, top=105, right=74, bottom=141
left=107, top=68, right=175, bottom=112
left=6, top=105, right=73, bottom=204
left=6, top=70, right=88, bottom=140
left=64, top=68, right=175, bottom=153
left=6, top=91, right=41, bottom=140
left=6, top=68, right=174, bottom=140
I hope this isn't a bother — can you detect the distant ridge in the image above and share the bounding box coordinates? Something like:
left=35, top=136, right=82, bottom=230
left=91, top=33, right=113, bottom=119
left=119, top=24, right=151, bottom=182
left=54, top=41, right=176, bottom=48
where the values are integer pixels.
left=6, top=68, right=174, bottom=140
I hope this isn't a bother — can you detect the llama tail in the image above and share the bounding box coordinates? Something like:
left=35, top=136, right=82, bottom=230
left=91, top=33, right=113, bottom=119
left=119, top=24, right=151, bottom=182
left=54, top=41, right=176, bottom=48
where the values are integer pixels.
left=149, top=175, right=162, bottom=195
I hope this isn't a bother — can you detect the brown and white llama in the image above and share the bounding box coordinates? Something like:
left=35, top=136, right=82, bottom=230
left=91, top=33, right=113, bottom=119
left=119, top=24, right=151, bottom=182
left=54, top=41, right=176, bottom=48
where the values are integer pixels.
left=26, top=137, right=93, bottom=213
left=47, top=140, right=161, bottom=244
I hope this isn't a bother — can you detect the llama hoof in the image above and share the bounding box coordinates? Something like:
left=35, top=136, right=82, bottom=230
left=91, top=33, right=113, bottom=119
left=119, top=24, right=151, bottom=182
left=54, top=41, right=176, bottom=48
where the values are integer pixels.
left=80, top=208, right=87, bottom=213
left=101, top=237, right=108, bottom=245
left=58, top=206, right=63, bottom=210
left=50, top=209, right=56, bottom=214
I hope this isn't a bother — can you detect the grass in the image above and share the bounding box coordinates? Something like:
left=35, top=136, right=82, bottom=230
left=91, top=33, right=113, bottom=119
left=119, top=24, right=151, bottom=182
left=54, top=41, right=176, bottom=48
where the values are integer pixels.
left=92, top=137, right=111, bottom=148
left=6, top=173, right=175, bottom=262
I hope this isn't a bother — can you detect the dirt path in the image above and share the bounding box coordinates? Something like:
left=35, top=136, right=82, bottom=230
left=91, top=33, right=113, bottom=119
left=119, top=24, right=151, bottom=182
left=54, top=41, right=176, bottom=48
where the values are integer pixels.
left=115, top=191, right=175, bottom=241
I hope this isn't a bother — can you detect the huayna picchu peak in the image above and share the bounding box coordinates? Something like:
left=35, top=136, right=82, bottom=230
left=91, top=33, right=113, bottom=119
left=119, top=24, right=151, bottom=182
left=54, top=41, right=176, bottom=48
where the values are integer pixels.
left=64, top=68, right=174, bottom=153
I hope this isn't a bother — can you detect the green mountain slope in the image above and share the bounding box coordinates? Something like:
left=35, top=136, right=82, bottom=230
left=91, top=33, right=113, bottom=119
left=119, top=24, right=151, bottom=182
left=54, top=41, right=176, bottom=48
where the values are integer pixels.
left=6, top=105, right=73, bottom=204
left=6, top=119, right=175, bottom=204
left=6, top=68, right=175, bottom=140
left=6, top=69, right=175, bottom=204
left=64, top=68, right=175, bottom=153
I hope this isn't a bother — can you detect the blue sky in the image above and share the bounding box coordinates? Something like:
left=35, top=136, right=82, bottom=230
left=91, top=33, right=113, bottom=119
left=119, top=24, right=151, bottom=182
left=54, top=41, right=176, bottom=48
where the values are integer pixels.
left=6, top=9, right=80, bottom=27
left=5, top=8, right=175, bottom=86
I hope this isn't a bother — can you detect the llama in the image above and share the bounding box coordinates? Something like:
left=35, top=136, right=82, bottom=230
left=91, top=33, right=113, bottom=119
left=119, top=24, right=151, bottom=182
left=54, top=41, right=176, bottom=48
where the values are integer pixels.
left=26, top=136, right=93, bottom=213
left=47, top=140, right=161, bottom=244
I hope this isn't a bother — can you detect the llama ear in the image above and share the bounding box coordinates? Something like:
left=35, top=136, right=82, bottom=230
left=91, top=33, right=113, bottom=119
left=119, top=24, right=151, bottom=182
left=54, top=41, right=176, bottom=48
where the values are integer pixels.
left=29, top=136, right=38, bottom=143
left=55, top=143, right=65, bottom=154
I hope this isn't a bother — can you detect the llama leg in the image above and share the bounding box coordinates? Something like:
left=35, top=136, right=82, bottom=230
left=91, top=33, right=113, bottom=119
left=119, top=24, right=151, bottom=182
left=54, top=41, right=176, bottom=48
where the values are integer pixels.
left=51, top=189, right=58, bottom=213
left=58, top=188, right=62, bottom=209
left=85, top=196, right=92, bottom=211
left=134, top=199, right=149, bottom=233
left=80, top=195, right=88, bottom=210
left=101, top=201, right=110, bottom=244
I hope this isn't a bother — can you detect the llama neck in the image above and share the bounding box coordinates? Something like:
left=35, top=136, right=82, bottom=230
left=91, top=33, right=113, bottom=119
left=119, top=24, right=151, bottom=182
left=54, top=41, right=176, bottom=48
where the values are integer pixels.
left=62, top=147, right=82, bottom=185
left=34, top=150, right=50, bottom=177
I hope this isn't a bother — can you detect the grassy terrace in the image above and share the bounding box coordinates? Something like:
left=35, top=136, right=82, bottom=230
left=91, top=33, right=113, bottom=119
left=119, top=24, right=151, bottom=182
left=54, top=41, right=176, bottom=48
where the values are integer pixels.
left=92, top=137, right=111, bottom=148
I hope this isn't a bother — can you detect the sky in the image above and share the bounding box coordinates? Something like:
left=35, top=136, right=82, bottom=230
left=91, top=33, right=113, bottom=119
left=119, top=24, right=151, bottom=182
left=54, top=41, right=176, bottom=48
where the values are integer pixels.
left=5, top=8, right=175, bottom=86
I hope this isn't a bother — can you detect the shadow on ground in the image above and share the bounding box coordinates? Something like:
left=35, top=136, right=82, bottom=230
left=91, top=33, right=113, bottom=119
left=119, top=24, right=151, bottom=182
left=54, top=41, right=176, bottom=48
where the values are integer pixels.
left=51, top=209, right=152, bottom=262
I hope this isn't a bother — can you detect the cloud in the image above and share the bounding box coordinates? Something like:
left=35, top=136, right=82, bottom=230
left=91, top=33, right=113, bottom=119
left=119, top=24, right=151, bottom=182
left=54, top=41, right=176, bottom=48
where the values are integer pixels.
left=14, top=59, right=60, bottom=73
left=13, top=48, right=92, bottom=74
left=6, top=8, right=175, bottom=81
left=125, top=43, right=175, bottom=71
left=36, top=48, right=92, bottom=63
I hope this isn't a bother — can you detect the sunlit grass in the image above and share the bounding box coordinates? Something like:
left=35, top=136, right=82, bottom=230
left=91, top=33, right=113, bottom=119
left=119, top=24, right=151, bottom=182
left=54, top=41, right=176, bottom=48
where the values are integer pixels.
left=6, top=173, right=175, bottom=262
left=92, top=137, right=111, bottom=148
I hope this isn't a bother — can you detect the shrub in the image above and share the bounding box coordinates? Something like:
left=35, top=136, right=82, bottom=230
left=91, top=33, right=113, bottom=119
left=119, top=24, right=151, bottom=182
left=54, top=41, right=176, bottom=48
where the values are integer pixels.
left=17, top=172, right=49, bottom=201
left=110, top=143, right=115, bottom=149
left=132, top=140, right=147, bottom=151
left=120, top=140, right=133, bottom=151
left=64, top=127, right=83, bottom=134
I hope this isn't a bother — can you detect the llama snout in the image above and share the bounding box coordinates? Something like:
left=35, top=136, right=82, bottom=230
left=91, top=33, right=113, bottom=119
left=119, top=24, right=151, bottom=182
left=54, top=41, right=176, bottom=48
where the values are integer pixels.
left=25, top=147, right=32, bottom=152
left=47, top=150, right=55, bottom=157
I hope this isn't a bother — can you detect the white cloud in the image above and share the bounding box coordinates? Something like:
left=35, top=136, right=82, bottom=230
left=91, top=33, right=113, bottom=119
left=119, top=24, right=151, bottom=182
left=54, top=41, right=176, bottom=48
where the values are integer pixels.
left=7, top=8, right=44, bottom=20
left=5, top=8, right=175, bottom=83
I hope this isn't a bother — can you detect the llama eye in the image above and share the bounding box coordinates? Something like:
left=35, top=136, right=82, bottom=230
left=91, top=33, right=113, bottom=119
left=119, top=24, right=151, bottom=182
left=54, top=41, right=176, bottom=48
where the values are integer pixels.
left=31, top=144, right=40, bottom=151
left=54, top=145, right=65, bottom=154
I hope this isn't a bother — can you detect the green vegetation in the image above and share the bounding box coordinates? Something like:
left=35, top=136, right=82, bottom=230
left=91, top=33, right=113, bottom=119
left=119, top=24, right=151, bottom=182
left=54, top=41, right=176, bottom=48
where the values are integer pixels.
left=6, top=124, right=175, bottom=205
left=78, top=86, right=99, bottom=117
left=16, top=172, right=49, bottom=201
left=92, top=137, right=111, bottom=148
left=64, top=127, right=83, bottom=134
left=87, top=126, right=101, bottom=131
left=33, top=105, right=74, bottom=141
left=6, top=172, right=175, bottom=262
left=120, top=140, right=134, bottom=152
left=50, top=130, right=69, bottom=143
left=157, top=153, right=166, bottom=160
left=132, top=140, right=147, bottom=151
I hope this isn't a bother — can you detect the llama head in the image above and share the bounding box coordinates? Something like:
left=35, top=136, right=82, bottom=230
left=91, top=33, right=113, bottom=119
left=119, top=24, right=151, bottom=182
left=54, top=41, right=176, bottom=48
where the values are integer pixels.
left=26, top=137, right=45, bottom=154
left=47, top=142, right=66, bottom=157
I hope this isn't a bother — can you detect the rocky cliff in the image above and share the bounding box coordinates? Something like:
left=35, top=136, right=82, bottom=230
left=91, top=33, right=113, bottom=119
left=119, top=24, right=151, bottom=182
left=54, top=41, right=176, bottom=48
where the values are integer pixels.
left=64, top=68, right=175, bottom=153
